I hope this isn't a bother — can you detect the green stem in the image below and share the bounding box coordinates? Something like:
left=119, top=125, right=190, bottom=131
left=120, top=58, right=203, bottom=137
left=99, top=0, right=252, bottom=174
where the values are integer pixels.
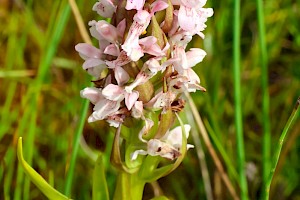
left=233, top=0, right=248, bottom=199
left=64, top=93, right=91, bottom=196
left=256, top=0, right=271, bottom=195
left=113, top=172, right=146, bottom=200
left=263, top=97, right=300, bottom=200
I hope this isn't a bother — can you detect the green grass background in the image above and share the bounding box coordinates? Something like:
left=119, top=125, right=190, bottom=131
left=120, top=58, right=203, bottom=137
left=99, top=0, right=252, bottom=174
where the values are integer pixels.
left=0, top=0, right=299, bottom=199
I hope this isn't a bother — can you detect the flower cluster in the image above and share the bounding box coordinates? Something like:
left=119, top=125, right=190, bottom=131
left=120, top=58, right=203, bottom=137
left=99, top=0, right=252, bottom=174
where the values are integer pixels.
left=76, top=0, right=212, bottom=161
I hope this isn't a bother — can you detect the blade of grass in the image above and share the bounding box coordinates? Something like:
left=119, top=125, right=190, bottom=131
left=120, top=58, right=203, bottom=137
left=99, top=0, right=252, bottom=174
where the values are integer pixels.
left=185, top=108, right=213, bottom=200
left=204, top=119, right=239, bottom=182
left=0, top=11, right=19, bottom=140
left=0, top=70, right=35, bottom=78
left=3, top=148, right=16, bottom=200
left=68, top=0, right=92, bottom=45
left=63, top=0, right=92, bottom=196
left=17, top=138, right=71, bottom=200
left=233, top=0, right=248, bottom=198
left=185, top=92, right=239, bottom=200
left=63, top=95, right=91, bottom=197
left=14, top=1, right=71, bottom=199
left=256, top=0, right=271, bottom=197
left=262, top=97, right=300, bottom=200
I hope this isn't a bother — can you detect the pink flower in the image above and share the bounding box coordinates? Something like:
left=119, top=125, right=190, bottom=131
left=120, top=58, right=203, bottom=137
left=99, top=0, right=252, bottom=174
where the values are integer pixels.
left=102, top=84, right=139, bottom=110
left=131, top=125, right=194, bottom=160
left=124, top=58, right=164, bottom=93
left=106, top=51, right=131, bottom=69
left=144, top=90, right=177, bottom=112
left=122, top=1, right=169, bottom=61
left=125, top=71, right=149, bottom=93
left=75, top=43, right=106, bottom=78
left=162, top=42, right=206, bottom=74
left=139, top=36, right=167, bottom=57
left=80, top=87, right=121, bottom=122
left=126, top=0, right=145, bottom=10
left=114, top=66, right=130, bottom=86
left=131, top=101, right=144, bottom=119
left=90, top=99, right=121, bottom=122
left=88, top=20, right=110, bottom=52
left=93, top=0, right=116, bottom=18
left=95, top=20, right=119, bottom=44
left=121, top=10, right=152, bottom=61
left=169, top=69, right=206, bottom=93
left=177, top=0, right=213, bottom=36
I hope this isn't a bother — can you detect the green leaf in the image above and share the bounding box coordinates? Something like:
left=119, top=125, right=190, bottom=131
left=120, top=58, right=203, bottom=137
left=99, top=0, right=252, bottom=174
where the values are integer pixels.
left=151, top=196, right=170, bottom=200
left=142, top=164, right=173, bottom=183
left=93, top=154, right=109, bottom=200
left=154, top=109, right=175, bottom=139
left=161, top=0, right=173, bottom=33
left=150, top=15, right=166, bottom=48
left=17, top=137, right=71, bottom=200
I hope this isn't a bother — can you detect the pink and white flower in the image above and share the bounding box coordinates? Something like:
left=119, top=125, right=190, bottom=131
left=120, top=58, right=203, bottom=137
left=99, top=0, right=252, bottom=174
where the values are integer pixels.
left=131, top=124, right=194, bottom=160
left=125, top=0, right=146, bottom=10
left=122, top=1, right=169, bottom=61
left=93, top=0, right=116, bottom=18
left=80, top=87, right=121, bottom=122
left=177, top=0, right=213, bottom=36
left=102, top=84, right=139, bottom=110
left=75, top=43, right=106, bottom=78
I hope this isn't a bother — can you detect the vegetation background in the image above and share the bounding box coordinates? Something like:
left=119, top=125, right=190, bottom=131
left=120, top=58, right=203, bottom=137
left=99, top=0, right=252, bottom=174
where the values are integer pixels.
left=0, top=0, right=299, bottom=199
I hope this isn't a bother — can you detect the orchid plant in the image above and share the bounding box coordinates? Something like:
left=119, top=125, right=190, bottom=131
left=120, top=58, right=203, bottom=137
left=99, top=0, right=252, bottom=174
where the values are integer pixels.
left=75, top=0, right=212, bottom=199
left=17, top=0, right=213, bottom=199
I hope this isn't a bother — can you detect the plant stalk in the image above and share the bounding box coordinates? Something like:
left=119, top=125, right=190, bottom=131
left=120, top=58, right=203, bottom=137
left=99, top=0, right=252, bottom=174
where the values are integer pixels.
left=113, top=172, right=145, bottom=200
left=263, top=97, right=300, bottom=200
left=233, top=0, right=248, bottom=198
left=256, top=0, right=271, bottom=197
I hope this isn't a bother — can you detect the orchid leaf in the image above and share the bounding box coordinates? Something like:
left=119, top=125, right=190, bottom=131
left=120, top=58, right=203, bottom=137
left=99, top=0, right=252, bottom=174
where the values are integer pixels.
left=161, top=0, right=173, bottom=33
left=151, top=15, right=166, bottom=48
left=17, top=137, right=71, bottom=200
left=154, top=109, right=174, bottom=139
left=142, top=164, right=173, bottom=182
left=93, top=154, right=109, bottom=200
left=139, top=155, right=160, bottom=181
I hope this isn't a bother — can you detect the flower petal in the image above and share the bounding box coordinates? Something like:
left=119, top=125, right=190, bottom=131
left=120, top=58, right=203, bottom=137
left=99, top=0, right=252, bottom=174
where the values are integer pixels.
left=151, top=0, right=169, bottom=14
left=96, top=20, right=118, bottom=43
left=80, top=87, right=103, bottom=104
left=145, top=58, right=162, bottom=74
left=131, top=150, right=148, bottom=160
left=163, top=124, right=191, bottom=147
left=139, top=36, right=164, bottom=57
left=131, top=101, right=143, bottom=118
left=104, top=44, right=120, bottom=56
left=82, top=58, right=105, bottom=70
left=89, top=99, right=120, bottom=122
left=106, top=51, right=131, bottom=68
left=181, top=0, right=206, bottom=8
left=92, top=0, right=116, bottom=18
left=125, top=72, right=149, bottom=93
left=147, top=139, right=181, bottom=160
left=185, top=48, right=206, bottom=68
left=178, top=6, right=198, bottom=31
left=125, top=0, right=145, bottom=10
left=116, top=19, right=126, bottom=38
left=75, top=43, right=102, bottom=60
left=125, top=91, right=139, bottom=110
left=102, top=84, right=124, bottom=101
left=114, top=66, right=130, bottom=86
